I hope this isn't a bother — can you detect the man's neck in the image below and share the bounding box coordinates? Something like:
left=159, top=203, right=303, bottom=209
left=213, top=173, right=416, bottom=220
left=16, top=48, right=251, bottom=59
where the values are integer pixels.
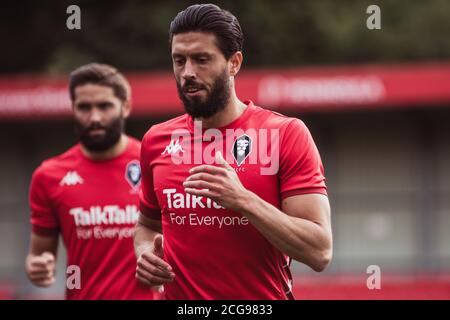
left=196, top=93, right=246, bottom=129
left=80, top=134, right=128, bottom=161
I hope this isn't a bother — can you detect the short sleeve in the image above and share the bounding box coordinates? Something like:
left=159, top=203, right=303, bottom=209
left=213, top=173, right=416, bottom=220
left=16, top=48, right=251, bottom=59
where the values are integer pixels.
left=279, top=119, right=327, bottom=199
left=29, top=166, right=59, bottom=237
left=139, top=129, right=162, bottom=220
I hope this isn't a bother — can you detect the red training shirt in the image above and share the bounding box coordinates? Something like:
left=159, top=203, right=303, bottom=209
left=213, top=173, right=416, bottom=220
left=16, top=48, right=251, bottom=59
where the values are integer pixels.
left=29, top=136, right=154, bottom=300
left=140, top=101, right=327, bottom=300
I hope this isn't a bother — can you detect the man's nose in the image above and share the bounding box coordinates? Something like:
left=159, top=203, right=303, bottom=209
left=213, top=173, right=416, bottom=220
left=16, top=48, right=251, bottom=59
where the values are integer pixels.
left=182, top=59, right=196, bottom=80
left=89, top=107, right=102, bottom=123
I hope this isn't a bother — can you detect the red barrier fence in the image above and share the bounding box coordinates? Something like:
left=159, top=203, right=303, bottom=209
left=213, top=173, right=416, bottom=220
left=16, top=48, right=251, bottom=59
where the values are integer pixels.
left=2, top=273, right=450, bottom=299
left=1, top=62, right=450, bottom=120
left=293, top=273, right=450, bottom=300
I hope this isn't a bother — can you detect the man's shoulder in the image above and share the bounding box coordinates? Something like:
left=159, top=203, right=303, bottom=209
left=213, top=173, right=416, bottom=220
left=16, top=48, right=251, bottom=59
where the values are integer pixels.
left=142, top=114, right=189, bottom=142
left=125, top=135, right=142, bottom=156
left=127, top=135, right=141, bottom=146
left=32, top=145, right=81, bottom=184
left=40, top=145, right=80, bottom=169
left=251, top=103, right=304, bottom=131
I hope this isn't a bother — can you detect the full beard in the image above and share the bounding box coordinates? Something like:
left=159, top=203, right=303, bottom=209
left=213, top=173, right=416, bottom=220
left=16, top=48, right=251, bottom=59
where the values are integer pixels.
left=177, top=69, right=230, bottom=119
left=74, top=116, right=124, bottom=152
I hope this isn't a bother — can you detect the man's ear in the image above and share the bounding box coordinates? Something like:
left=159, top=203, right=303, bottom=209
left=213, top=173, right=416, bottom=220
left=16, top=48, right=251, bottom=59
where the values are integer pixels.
left=122, top=100, right=132, bottom=118
left=229, top=51, right=243, bottom=76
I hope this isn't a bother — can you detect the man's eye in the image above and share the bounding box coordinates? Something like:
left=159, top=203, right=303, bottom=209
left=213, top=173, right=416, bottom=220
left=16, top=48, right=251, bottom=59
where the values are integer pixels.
left=197, top=57, right=209, bottom=63
left=174, top=58, right=185, bottom=65
left=77, top=104, right=91, bottom=111
left=98, top=103, right=112, bottom=110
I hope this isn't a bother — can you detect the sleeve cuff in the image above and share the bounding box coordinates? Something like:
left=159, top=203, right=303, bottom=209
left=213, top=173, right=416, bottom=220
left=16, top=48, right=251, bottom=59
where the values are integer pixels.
left=32, top=225, right=59, bottom=237
left=139, top=203, right=162, bottom=220
left=281, top=187, right=328, bottom=199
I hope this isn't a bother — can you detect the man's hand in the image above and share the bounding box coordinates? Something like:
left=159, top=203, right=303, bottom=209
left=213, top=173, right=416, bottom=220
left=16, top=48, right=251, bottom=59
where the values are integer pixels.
left=183, top=151, right=250, bottom=211
left=25, top=252, right=56, bottom=287
left=135, top=234, right=175, bottom=291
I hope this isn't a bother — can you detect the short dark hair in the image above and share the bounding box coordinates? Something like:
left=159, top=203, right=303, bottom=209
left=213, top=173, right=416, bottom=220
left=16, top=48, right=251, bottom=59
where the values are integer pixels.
left=69, top=63, right=131, bottom=102
left=169, top=4, right=244, bottom=60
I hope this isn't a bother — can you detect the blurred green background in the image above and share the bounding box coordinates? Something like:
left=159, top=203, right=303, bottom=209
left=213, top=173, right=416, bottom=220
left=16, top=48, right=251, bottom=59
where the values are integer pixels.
left=1, top=0, right=450, bottom=74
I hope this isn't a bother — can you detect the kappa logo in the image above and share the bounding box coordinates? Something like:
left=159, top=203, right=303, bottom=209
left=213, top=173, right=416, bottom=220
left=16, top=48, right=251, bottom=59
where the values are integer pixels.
left=60, top=171, right=84, bottom=186
left=125, top=160, right=141, bottom=190
left=232, top=134, right=252, bottom=166
left=162, top=138, right=185, bottom=156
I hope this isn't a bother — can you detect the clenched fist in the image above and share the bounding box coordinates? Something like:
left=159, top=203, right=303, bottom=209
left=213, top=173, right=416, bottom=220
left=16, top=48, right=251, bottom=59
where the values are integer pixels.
left=26, top=252, right=56, bottom=287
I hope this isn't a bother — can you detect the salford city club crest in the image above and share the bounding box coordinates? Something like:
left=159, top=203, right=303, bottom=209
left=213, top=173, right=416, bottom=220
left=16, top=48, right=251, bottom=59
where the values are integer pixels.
left=232, top=134, right=252, bottom=166
left=125, top=160, right=141, bottom=191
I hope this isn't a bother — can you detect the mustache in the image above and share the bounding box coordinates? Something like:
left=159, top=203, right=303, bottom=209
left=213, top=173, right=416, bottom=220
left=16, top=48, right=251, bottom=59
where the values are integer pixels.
left=182, top=79, right=206, bottom=91
left=78, top=123, right=107, bottom=135
left=86, top=123, right=106, bottom=131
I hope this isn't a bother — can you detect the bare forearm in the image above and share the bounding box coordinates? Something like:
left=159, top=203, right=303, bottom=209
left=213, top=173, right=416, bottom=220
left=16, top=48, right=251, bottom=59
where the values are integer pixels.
left=239, top=191, right=332, bottom=271
left=134, top=224, right=159, bottom=258
left=133, top=217, right=162, bottom=258
left=28, top=233, right=58, bottom=258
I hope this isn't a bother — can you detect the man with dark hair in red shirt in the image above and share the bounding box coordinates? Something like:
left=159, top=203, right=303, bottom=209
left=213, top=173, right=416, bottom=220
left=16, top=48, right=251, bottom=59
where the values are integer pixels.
left=26, top=63, right=154, bottom=300
left=134, top=4, right=332, bottom=299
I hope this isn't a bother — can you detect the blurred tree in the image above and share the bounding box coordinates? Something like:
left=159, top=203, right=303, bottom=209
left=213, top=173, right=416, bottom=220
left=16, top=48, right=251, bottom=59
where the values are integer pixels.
left=1, top=0, right=450, bottom=74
